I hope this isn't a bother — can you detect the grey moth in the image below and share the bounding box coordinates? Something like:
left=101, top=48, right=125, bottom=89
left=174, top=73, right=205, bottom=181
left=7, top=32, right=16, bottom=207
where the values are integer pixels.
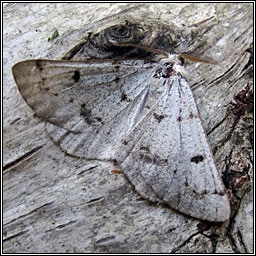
left=12, top=34, right=230, bottom=222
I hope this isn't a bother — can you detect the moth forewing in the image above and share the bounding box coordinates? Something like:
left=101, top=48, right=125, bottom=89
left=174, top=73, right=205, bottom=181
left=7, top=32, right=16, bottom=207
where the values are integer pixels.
left=117, top=73, right=230, bottom=222
left=12, top=59, right=157, bottom=132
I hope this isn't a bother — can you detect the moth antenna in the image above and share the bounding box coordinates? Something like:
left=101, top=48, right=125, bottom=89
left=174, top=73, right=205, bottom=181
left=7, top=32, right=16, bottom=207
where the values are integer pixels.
left=180, top=53, right=219, bottom=65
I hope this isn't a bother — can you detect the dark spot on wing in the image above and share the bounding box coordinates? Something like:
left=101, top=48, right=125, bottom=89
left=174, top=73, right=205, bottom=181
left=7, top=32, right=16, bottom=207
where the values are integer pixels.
left=192, top=189, right=209, bottom=196
left=140, top=146, right=150, bottom=152
left=72, top=70, right=80, bottom=83
left=173, top=169, right=177, bottom=174
left=122, top=140, right=128, bottom=145
left=139, top=153, right=168, bottom=166
left=177, top=116, right=182, bottom=122
left=139, top=154, right=153, bottom=164
left=218, top=191, right=225, bottom=196
left=120, top=92, right=127, bottom=101
left=189, top=112, right=194, bottom=119
left=95, top=117, right=102, bottom=122
left=94, top=116, right=104, bottom=125
left=80, top=103, right=93, bottom=125
left=153, top=113, right=166, bottom=123
left=214, top=189, right=225, bottom=196
left=191, top=155, right=204, bottom=164
left=111, top=159, right=118, bottom=167
left=114, top=76, right=120, bottom=82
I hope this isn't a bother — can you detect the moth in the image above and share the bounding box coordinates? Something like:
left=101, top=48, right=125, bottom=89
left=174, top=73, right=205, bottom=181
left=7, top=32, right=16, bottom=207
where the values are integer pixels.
left=12, top=43, right=230, bottom=222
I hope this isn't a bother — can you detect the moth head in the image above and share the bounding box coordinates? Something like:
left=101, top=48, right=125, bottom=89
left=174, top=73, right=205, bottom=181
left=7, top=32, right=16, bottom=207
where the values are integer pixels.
left=158, top=54, right=186, bottom=75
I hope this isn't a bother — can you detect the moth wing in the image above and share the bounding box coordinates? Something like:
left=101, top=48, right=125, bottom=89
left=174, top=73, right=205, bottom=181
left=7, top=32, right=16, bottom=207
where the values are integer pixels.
left=13, top=59, right=159, bottom=159
left=117, top=75, right=230, bottom=222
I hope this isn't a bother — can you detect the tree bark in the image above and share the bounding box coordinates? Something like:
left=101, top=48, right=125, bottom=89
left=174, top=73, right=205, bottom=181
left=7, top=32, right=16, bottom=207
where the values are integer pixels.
left=3, top=3, right=253, bottom=253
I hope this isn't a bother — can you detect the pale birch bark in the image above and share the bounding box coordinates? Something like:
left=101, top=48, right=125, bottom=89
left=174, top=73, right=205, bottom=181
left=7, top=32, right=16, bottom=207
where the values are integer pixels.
left=3, top=3, right=253, bottom=253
